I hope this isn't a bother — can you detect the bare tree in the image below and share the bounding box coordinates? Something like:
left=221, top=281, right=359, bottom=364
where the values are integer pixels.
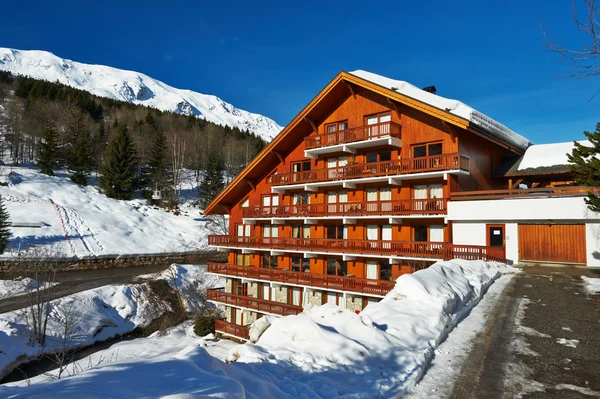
left=205, top=214, right=228, bottom=235
left=46, top=301, right=83, bottom=379
left=24, top=267, right=56, bottom=346
left=542, top=0, right=600, bottom=78
left=169, top=132, right=186, bottom=202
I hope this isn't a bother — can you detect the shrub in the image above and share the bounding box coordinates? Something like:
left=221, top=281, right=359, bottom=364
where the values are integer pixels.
left=194, top=314, right=218, bottom=337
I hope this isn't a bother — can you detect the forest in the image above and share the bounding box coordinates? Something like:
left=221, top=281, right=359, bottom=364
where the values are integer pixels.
left=0, top=70, right=267, bottom=206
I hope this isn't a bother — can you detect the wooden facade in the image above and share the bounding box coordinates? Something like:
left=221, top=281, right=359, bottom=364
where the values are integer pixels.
left=203, top=71, right=532, bottom=340
left=518, top=224, right=586, bottom=265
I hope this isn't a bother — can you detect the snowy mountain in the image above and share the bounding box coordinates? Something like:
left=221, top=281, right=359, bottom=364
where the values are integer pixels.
left=0, top=48, right=283, bottom=141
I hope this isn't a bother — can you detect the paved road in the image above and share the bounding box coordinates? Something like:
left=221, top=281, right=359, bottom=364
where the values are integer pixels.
left=451, top=265, right=600, bottom=399
left=0, top=263, right=172, bottom=314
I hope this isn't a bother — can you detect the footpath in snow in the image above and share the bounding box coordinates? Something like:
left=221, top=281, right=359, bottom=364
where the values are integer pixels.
left=1, top=259, right=516, bottom=398
left=0, top=166, right=213, bottom=258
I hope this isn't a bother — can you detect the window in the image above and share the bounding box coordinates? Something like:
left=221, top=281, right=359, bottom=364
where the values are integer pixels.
left=302, top=258, right=310, bottom=273
left=430, top=225, right=444, bottom=243
left=366, top=150, right=391, bottom=164
left=292, top=161, right=311, bottom=172
left=235, top=252, right=250, bottom=266
left=262, top=195, right=280, bottom=215
left=262, top=254, right=278, bottom=269
left=326, top=224, right=346, bottom=240
left=366, top=113, right=392, bottom=137
left=234, top=281, right=248, bottom=296
left=291, top=225, right=311, bottom=239
left=379, top=262, right=392, bottom=281
left=413, top=184, right=444, bottom=212
left=325, top=120, right=348, bottom=133
left=241, top=198, right=249, bottom=208
left=291, top=256, right=311, bottom=273
left=413, top=142, right=443, bottom=158
left=292, top=256, right=301, bottom=272
left=414, top=225, right=428, bottom=242
left=327, top=258, right=347, bottom=276
left=327, top=191, right=348, bottom=212
left=292, top=193, right=310, bottom=205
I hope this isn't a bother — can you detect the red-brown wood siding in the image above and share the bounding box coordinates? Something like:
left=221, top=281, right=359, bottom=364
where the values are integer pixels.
left=518, top=224, right=586, bottom=264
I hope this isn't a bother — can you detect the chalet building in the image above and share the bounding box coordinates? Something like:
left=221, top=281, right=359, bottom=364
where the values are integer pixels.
left=203, top=70, right=600, bottom=341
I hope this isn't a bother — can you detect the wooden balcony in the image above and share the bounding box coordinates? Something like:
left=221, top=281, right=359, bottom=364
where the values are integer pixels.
left=207, top=235, right=506, bottom=262
left=242, top=198, right=447, bottom=219
left=207, top=263, right=395, bottom=296
left=207, top=289, right=303, bottom=316
left=304, top=121, right=401, bottom=149
left=270, top=153, right=469, bottom=187
left=214, top=319, right=250, bottom=340
left=451, top=186, right=598, bottom=201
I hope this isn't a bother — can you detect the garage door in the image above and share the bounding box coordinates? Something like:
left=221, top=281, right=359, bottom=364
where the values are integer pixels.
left=518, top=224, right=586, bottom=264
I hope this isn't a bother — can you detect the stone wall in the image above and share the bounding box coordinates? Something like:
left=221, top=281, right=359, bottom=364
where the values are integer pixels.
left=306, top=290, right=323, bottom=306
left=345, top=295, right=363, bottom=312
left=274, top=285, right=288, bottom=303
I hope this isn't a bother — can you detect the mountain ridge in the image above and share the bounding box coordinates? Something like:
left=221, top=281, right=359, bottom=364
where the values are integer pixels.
left=0, top=48, right=282, bottom=141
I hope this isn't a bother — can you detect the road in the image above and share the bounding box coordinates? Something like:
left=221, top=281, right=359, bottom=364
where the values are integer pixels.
left=0, top=263, right=172, bottom=314
left=450, top=265, right=600, bottom=399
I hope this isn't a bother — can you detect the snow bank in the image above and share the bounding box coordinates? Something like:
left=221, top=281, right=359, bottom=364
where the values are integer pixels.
left=581, top=276, right=600, bottom=294
left=0, top=166, right=212, bottom=258
left=518, top=140, right=592, bottom=170
left=0, top=264, right=210, bottom=380
left=0, top=260, right=516, bottom=398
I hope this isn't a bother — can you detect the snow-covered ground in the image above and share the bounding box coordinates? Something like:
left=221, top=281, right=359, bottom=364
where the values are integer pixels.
left=0, top=277, right=57, bottom=300
left=0, top=166, right=214, bottom=258
left=0, top=47, right=283, bottom=141
left=581, top=276, right=600, bottom=294
left=1, top=260, right=515, bottom=398
left=0, top=264, right=219, bottom=380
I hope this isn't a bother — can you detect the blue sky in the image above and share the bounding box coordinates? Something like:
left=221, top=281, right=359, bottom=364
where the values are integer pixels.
left=2, top=0, right=598, bottom=143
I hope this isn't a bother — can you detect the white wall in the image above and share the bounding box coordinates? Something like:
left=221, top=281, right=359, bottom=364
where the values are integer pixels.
left=505, top=223, right=518, bottom=265
left=586, top=223, right=600, bottom=266
left=452, top=223, right=486, bottom=246
left=448, top=197, right=600, bottom=222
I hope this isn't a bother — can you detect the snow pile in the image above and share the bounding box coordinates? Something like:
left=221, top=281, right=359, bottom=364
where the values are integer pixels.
left=0, top=166, right=211, bottom=258
left=518, top=140, right=592, bottom=170
left=0, top=277, right=56, bottom=299
left=229, top=259, right=515, bottom=396
left=0, top=48, right=283, bottom=141
left=581, top=276, right=600, bottom=294
left=0, top=264, right=210, bottom=380
left=350, top=70, right=532, bottom=151
left=0, top=260, right=514, bottom=398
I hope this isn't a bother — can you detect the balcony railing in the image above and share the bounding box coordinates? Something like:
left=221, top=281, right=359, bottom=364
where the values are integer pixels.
left=207, top=263, right=395, bottom=296
left=207, top=235, right=506, bottom=262
left=214, top=319, right=250, bottom=340
left=304, top=121, right=401, bottom=149
left=242, top=198, right=447, bottom=219
left=207, top=289, right=303, bottom=316
left=451, top=186, right=599, bottom=201
left=270, top=153, right=469, bottom=186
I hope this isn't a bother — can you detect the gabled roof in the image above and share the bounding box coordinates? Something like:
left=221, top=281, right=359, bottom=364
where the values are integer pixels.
left=204, top=71, right=532, bottom=215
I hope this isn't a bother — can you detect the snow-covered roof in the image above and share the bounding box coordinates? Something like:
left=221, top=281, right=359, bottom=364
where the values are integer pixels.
left=350, top=70, right=533, bottom=151
left=517, top=140, right=591, bottom=171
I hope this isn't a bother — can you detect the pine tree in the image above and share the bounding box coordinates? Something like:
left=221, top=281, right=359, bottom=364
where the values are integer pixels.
left=199, top=151, right=224, bottom=208
left=568, top=122, right=600, bottom=212
left=0, top=196, right=11, bottom=253
left=38, top=124, right=60, bottom=176
left=68, top=129, right=93, bottom=186
left=146, top=131, right=169, bottom=192
left=100, top=126, right=139, bottom=200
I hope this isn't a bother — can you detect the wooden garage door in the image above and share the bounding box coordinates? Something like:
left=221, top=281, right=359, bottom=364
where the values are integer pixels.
left=518, top=224, right=586, bottom=264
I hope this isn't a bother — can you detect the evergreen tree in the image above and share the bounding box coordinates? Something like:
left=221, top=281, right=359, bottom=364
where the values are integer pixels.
left=38, top=124, right=60, bottom=176
left=146, top=131, right=169, bottom=192
left=68, top=130, right=93, bottom=186
left=100, top=126, right=139, bottom=200
left=0, top=196, right=11, bottom=253
left=568, top=122, right=600, bottom=212
left=199, top=151, right=224, bottom=208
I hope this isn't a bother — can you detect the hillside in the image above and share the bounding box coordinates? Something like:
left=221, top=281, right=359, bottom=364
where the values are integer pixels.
left=0, top=166, right=215, bottom=258
left=0, top=48, right=282, bottom=141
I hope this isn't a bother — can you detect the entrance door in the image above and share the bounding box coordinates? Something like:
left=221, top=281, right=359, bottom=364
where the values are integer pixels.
left=487, top=225, right=504, bottom=247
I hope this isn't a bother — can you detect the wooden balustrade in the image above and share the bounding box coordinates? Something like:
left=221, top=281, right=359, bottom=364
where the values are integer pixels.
left=451, top=186, right=599, bottom=201
left=304, top=121, right=401, bottom=149
left=242, top=198, right=447, bottom=219
left=270, top=153, right=469, bottom=186
left=207, top=235, right=506, bottom=262
left=214, top=319, right=250, bottom=340
left=207, top=263, right=395, bottom=296
left=207, top=289, right=303, bottom=316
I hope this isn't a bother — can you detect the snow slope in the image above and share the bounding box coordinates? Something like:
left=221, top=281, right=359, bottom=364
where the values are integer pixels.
left=0, top=48, right=283, bottom=141
left=351, top=70, right=532, bottom=151
left=0, top=166, right=211, bottom=258
left=1, top=260, right=515, bottom=398
left=0, top=264, right=219, bottom=380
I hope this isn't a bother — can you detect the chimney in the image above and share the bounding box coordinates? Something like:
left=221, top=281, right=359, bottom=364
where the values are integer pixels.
left=422, top=85, right=437, bottom=94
